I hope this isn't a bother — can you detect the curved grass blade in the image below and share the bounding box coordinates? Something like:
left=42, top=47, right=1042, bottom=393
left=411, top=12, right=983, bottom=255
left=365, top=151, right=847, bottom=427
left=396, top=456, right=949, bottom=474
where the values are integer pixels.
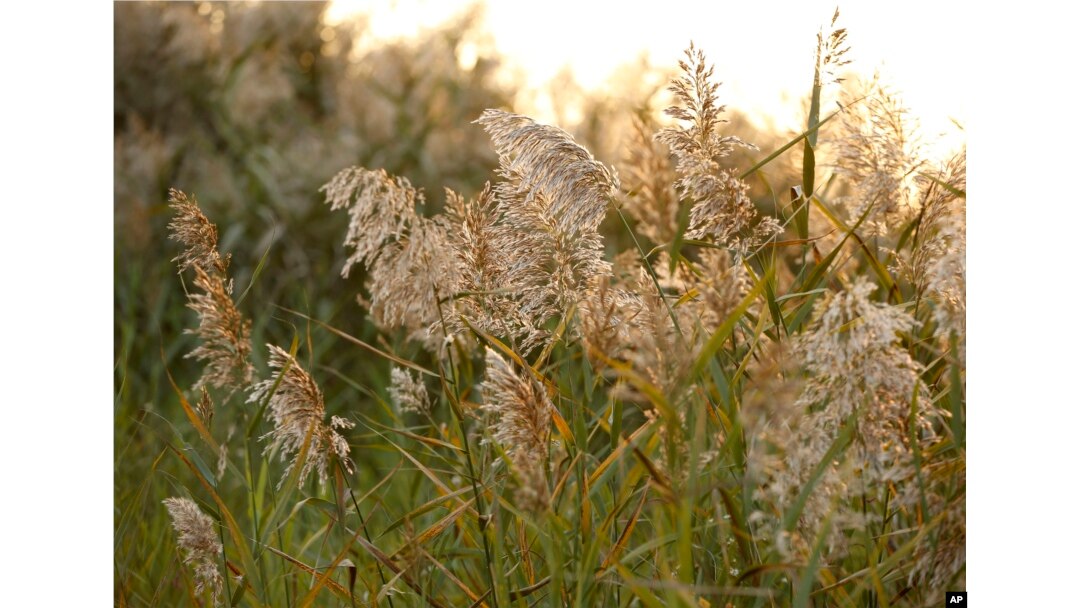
left=279, top=306, right=437, bottom=378
left=690, top=266, right=773, bottom=379
left=794, top=511, right=834, bottom=607
left=600, top=485, right=649, bottom=569
left=782, top=413, right=856, bottom=532
left=162, top=347, right=219, bottom=452
left=257, top=421, right=315, bottom=547
left=170, top=445, right=260, bottom=595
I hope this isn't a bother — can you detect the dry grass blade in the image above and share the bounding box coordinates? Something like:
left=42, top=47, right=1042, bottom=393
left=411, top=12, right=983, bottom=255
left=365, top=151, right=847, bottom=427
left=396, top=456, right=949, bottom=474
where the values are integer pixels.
left=630, top=446, right=676, bottom=503
left=261, top=545, right=351, bottom=599
left=162, top=348, right=219, bottom=453
left=353, top=537, right=453, bottom=608
left=279, top=307, right=438, bottom=378
left=296, top=526, right=365, bottom=608
left=587, top=417, right=657, bottom=487
left=418, top=547, right=488, bottom=607
left=600, top=485, right=650, bottom=569
left=388, top=497, right=476, bottom=559
left=168, top=445, right=258, bottom=586
left=389, top=442, right=480, bottom=517
left=381, top=486, right=474, bottom=538
left=366, top=419, right=464, bottom=453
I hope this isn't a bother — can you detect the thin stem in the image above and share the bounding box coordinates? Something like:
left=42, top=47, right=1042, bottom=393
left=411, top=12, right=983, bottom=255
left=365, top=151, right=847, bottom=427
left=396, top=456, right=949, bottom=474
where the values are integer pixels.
left=336, top=459, right=393, bottom=608
left=214, top=503, right=234, bottom=604
left=245, top=437, right=276, bottom=605
left=432, top=288, right=500, bottom=607
left=613, top=204, right=687, bottom=346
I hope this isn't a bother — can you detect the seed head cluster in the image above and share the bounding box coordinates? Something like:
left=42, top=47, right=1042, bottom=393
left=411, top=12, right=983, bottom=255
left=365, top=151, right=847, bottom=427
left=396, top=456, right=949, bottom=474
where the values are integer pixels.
left=749, top=278, right=935, bottom=557
left=324, top=109, right=620, bottom=355
left=480, top=348, right=553, bottom=513
left=168, top=189, right=253, bottom=396
left=656, top=44, right=781, bottom=255
left=389, top=366, right=431, bottom=416
left=619, top=115, right=681, bottom=245
left=248, top=344, right=354, bottom=487
left=162, top=497, right=224, bottom=606
left=833, top=83, right=927, bottom=234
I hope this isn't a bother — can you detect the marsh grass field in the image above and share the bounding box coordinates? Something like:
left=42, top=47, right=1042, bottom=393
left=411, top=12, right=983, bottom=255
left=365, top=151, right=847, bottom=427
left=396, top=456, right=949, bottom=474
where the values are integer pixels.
left=113, top=3, right=967, bottom=606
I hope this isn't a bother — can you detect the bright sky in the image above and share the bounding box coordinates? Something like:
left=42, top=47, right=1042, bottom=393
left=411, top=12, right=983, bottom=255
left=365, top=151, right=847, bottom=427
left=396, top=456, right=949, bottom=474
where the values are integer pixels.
left=326, top=0, right=967, bottom=161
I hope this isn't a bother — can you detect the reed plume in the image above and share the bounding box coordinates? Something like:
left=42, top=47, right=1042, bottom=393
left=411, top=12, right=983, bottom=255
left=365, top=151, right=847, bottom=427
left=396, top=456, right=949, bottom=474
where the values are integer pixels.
left=389, top=366, right=431, bottom=416
left=813, top=8, right=851, bottom=90
left=477, top=109, right=618, bottom=237
left=481, top=347, right=553, bottom=513
left=322, top=167, right=464, bottom=350
left=796, top=278, right=931, bottom=472
left=321, top=167, right=424, bottom=277
left=619, top=114, right=681, bottom=245
left=247, top=344, right=354, bottom=487
left=444, top=184, right=534, bottom=344
left=325, top=111, right=622, bottom=355
left=685, top=248, right=750, bottom=343
left=477, top=109, right=619, bottom=352
left=167, top=188, right=229, bottom=277
left=656, top=44, right=781, bottom=254
left=184, top=266, right=254, bottom=394
left=578, top=274, right=644, bottom=372
left=168, top=189, right=253, bottom=396
left=919, top=151, right=967, bottom=354
left=832, top=82, right=927, bottom=234
left=162, top=497, right=224, bottom=606
left=908, top=480, right=966, bottom=594
left=749, top=279, right=936, bottom=558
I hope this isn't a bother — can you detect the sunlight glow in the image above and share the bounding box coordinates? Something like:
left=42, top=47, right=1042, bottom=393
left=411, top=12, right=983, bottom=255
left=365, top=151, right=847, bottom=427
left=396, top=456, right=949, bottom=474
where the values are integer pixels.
left=326, top=0, right=966, bottom=161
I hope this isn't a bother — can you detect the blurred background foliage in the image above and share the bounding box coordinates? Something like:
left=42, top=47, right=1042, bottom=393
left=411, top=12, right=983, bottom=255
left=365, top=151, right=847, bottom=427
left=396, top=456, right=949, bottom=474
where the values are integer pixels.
left=116, top=0, right=510, bottom=429
left=114, top=2, right=798, bottom=602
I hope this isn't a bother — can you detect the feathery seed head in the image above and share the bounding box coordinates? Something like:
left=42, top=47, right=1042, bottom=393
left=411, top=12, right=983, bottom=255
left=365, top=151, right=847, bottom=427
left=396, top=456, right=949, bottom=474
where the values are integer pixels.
left=605, top=258, right=695, bottom=403
left=323, top=167, right=465, bottom=351
left=620, top=115, right=681, bottom=245
left=445, top=184, right=500, bottom=295
left=476, top=109, right=618, bottom=236
left=798, top=278, right=918, bottom=386
left=796, top=277, right=933, bottom=494
left=163, top=497, right=224, bottom=606
left=578, top=276, right=645, bottom=371
left=321, top=166, right=426, bottom=278
left=370, top=216, right=464, bottom=350
left=687, top=248, right=750, bottom=341
left=795, top=279, right=931, bottom=469
left=325, top=112, right=621, bottom=356
left=912, top=150, right=966, bottom=356
left=195, top=386, right=214, bottom=430
left=185, top=266, right=254, bottom=394
left=814, top=8, right=851, bottom=88
left=745, top=279, right=938, bottom=558
left=443, top=184, right=534, bottom=343
left=168, top=189, right=229, bottom=276
left=480, top=347, right=553, bottom=513
left=389, top=366, right=431, bottom=416
left=169, top=189, right=253, bottom=397
left=248, top=344, right=353, bottom=487
left=661, top=43, right=748, bottom=162
left=656, top=45, right=781, bottom=253
left=833, top=83, right=927, bottom=233
left=475, top=110, right=619, bottom=350
left=909, top=488, right=966, bottom=593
